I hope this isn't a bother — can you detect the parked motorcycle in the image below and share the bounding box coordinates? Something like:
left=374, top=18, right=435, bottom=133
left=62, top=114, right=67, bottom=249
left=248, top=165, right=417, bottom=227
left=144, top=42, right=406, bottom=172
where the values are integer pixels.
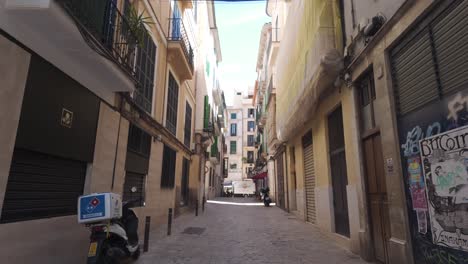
left=261, top=187, right=272, bottom=207
left=79, top=193, right=141, bottom=264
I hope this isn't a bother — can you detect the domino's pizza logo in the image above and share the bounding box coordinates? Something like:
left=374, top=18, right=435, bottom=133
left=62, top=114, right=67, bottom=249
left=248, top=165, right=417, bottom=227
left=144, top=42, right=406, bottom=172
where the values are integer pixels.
left=86, top=197, right=100, bottom=213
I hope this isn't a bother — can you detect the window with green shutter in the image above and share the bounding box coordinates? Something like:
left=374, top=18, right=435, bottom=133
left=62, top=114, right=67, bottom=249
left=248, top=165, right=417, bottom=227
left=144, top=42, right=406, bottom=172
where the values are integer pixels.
left=203, top=95, right=211, bottom=130
left=211, top=136, right=219, bottom=157
left=230, top=141, right=236, bottom=154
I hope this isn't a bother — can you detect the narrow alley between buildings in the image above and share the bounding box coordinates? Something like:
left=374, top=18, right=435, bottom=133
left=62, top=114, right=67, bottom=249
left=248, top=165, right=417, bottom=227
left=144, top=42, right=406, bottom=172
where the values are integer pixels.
left=138, top=197, right=366, bottom=264
left=1, top=0, right=467, bottom=263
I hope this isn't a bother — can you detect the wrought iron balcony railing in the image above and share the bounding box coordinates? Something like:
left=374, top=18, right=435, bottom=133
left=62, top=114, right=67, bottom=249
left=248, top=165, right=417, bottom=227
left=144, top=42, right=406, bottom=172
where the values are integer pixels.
left=60, top=0, right=140, bottom=81
left=168, top=18, right=194, bottom=70
left=132, top=89, right=152, bottom=114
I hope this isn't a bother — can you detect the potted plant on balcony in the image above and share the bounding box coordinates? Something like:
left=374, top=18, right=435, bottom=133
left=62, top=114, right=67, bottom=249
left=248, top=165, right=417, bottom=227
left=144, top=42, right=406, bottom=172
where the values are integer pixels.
left=121, top=5, right=154, bottom=68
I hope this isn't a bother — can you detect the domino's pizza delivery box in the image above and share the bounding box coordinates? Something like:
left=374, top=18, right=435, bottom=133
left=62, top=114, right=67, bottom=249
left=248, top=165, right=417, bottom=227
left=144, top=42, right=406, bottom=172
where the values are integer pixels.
left=78, top=193, right=122, bottom=224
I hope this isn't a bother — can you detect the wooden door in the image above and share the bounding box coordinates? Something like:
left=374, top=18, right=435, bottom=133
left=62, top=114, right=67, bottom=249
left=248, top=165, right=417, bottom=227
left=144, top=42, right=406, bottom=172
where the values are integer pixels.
left=276, top=153, right=286, bottom=210
left=328, top=106, right=350, bottom=237
left=363, top=133, right=390, bottom=263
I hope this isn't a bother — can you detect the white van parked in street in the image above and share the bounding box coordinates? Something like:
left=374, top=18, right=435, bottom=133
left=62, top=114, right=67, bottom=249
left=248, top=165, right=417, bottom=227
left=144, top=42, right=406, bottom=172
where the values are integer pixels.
left=232, top=180, right=255, bottom=197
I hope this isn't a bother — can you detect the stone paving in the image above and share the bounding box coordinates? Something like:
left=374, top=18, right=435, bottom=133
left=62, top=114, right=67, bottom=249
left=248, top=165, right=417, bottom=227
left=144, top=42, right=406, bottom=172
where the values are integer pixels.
left=137, top=197, right=368, bottom=264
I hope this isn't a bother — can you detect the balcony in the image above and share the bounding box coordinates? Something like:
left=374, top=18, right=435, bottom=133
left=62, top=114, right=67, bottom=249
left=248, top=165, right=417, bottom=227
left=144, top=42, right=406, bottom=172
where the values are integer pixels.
left=268, top=27, right=281, bottom=66
left=0, top=0, right=142, bottom=102
left=167, top=18, right=194, bottom=82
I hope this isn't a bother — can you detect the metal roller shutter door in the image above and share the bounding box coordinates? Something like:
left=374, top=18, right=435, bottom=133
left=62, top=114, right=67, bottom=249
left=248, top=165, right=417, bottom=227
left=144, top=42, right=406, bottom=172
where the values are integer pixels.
left=304, top=142, right=316, bottom=224
left=1, top=149, right=86, bottom=223
left=391, top=0, right=468, bottom=116
left=432, top=1, right=468, bottom=96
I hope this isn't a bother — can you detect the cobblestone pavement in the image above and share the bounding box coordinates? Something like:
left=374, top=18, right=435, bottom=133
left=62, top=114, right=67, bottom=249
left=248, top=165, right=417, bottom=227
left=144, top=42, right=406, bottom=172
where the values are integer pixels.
left=138, top=197, right=367, bottom=264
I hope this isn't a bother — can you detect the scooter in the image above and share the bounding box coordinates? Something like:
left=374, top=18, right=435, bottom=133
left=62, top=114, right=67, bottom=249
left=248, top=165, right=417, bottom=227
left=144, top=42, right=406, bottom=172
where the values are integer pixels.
left=261, top=187, right=271, bottom=207
left=85, top=198, right=141, bottom=264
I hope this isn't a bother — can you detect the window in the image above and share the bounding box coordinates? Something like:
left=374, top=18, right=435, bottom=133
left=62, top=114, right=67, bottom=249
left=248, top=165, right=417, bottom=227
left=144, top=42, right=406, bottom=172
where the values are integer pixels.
left=248, top=135, right=255, bottom=146
left=124, top=124, right=151, bottom=207
left=230, top=163, right=237, bottom=169
left=123, top=172, right=146, bottom=207
left=247, top=151, right=254, bottom=163
left=134, top=29, right=156, bottom=113
left=128, top=124, right=151, bottom=157
left=230, top=141, right=237, bottom=154
left=357, top=69, right=376, bottom=132
left=231, top=113, right=237, bottom=119
left=247, top=121, right=255, bottom=132
left=209, top=168, right=213, bottom=187
left=184, top=102, right=192, bottom=146
left=248, top=108, right=255, bottom=118
left=211, top=136, right=219, bottom=157
left=230, top=123, right=237, bottom=136
left=203, top=95, right=211, bottom=131
left=161, top=145, right=176, bottom=188
left=166, top=73, right=179, bottom=135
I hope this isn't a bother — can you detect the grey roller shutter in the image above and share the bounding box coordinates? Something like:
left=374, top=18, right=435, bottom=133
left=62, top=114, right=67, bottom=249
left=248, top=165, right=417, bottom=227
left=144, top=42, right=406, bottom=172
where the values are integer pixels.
left=303, top=133, right=316, bottom=224
left=391, top=0, right=468, bottom=116
left=1, top=149, right=86, bottom=223
left=391, top=30, right=439, bottom=116
left=432, top=1, right=468, bottom=96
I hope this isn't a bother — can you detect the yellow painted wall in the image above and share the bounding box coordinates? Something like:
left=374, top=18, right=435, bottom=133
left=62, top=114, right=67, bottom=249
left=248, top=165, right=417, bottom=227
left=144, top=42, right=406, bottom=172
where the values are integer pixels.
left=276, top=0, right=343, bottom=141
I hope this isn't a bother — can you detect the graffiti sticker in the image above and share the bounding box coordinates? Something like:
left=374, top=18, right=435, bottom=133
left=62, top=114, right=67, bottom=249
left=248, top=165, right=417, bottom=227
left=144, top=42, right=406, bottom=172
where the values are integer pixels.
left=419, top=125, right=468, bottom=252
left=417, top=210, right=428, bottom=234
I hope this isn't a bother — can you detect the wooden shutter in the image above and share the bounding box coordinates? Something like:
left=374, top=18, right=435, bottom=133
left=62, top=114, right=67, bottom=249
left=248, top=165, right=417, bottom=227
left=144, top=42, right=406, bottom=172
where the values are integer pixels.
left=161, top=145, right=176, bottom=188
left=276, top=153, right=286, bottom=210
left=166, top=73, right=179, bottom=134
left=184, top=102, right=192, bottom=146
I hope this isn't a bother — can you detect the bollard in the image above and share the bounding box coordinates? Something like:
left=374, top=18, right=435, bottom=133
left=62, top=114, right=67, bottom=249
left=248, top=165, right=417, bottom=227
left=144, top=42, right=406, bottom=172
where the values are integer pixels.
left=143, top=216, right=150, bottom=252
left=202, top=196, right=205, bottom=212
left=167, top=208, right=173, bottom=236
left=195, top=199, right=198, bottom=216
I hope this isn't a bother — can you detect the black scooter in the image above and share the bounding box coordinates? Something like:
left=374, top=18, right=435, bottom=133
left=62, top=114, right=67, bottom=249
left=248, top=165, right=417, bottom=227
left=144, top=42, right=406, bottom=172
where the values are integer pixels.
left=86, top=199, right=140, bottom=264
left=261, top=187, right=272, bottom=207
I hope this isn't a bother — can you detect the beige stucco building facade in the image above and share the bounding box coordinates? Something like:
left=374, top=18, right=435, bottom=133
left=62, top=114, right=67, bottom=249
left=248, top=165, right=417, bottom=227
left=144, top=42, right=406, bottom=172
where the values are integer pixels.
left=0, top=0, right=220, bottom=262
left=261, top=1, right=468, bottom=264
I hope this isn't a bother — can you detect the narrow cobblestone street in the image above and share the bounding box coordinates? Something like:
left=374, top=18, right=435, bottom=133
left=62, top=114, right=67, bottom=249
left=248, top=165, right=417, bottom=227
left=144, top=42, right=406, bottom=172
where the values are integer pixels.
left=138, top=198, right=366, bottom=264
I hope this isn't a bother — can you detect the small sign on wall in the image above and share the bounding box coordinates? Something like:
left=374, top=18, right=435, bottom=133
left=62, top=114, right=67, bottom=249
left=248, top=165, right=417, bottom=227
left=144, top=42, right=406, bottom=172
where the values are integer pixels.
left=386, top=158, right=394, bottom=174
left=61, top=108, right=73, bottom=128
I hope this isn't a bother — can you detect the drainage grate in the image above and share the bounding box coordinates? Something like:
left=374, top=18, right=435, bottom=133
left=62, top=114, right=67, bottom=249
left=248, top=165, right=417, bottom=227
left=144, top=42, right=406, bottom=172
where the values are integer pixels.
left=181, top=227, right=205, bottom=235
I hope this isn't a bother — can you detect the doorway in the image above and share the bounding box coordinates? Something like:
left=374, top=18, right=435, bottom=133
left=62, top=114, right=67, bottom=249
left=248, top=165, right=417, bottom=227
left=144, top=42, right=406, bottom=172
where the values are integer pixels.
left=328, top=106, right=350, bottom=237
left=289, top=146, right=297, bottom=211
left=276, top=152, right=286, bottom=210
left=363, top=133, right=390, bottom=263
left=181, top=158, right=190, bottom=206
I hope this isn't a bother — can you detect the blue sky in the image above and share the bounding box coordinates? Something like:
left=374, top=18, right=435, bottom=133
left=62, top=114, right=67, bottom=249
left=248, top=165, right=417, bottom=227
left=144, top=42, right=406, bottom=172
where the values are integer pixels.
left=215, top=1, right=270, bottom=105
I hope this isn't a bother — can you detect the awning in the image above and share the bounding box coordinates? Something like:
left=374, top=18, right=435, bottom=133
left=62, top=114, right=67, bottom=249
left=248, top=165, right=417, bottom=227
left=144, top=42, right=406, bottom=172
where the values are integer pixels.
left=252, top=172, right=267, bottom=180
